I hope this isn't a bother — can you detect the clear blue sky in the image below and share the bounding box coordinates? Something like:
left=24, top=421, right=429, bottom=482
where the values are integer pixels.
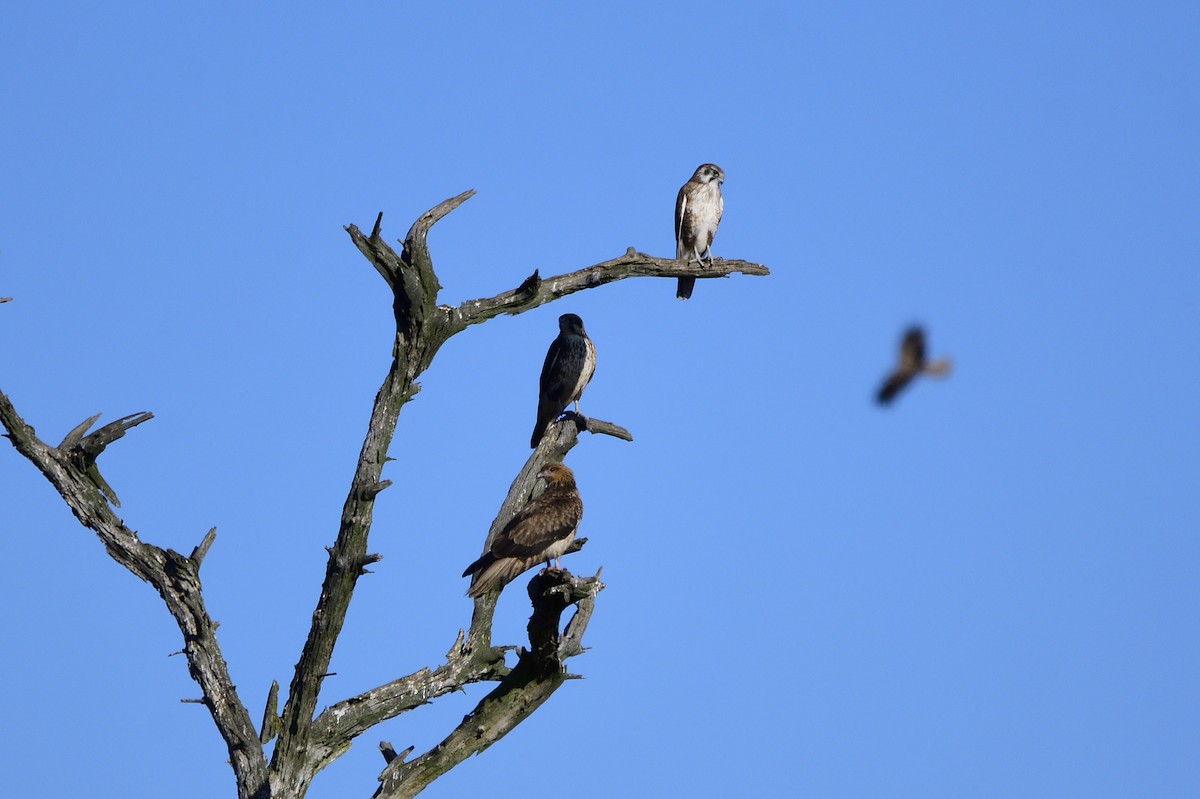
left=3, top=3, right=1198, bottom=797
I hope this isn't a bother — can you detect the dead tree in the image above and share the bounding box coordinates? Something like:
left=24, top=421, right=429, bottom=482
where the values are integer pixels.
left=0, top=190, right=769, bottom=799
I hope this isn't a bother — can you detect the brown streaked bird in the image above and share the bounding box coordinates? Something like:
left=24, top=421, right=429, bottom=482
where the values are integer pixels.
left=462, top=462, right=584, bottom=598
left=675, top=163, right=725, bottom=300
left=530, top=313, right=596, bottom=448
left=876, top=326, right=953, bottom=405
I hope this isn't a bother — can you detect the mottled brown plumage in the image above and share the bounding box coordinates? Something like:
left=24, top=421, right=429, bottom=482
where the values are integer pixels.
left=463, top=462, right=584, bottom=598
left=876, top=326, right=952, bottom=405
left=530, top=314, right=596, bottom=448
left=675, top=163, right=725, bottom=300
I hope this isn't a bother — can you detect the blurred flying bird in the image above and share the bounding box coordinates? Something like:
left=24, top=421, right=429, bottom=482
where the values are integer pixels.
left=876, top=326, right=952, bottom=405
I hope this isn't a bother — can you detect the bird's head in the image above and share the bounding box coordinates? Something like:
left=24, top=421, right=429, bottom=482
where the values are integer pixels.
left=537, top=462, right=576, bottom=488
left=558, top=313, right=586, bottom=336
left=693, top=163, right=725, bottom=186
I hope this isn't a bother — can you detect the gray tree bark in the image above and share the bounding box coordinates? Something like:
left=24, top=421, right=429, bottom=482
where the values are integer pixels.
left=0, top=191, right=769, bottom=799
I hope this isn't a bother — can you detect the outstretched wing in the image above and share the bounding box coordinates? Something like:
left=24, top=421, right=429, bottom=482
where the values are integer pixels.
left=876, top=371, right=913, bottom=405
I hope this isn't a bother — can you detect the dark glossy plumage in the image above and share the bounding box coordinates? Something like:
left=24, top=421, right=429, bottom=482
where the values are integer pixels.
left=463, top=462, right=584, bottom=597
left=530, top=314, right=596, bottom=448
left=675, top=163, right=725, bottom=300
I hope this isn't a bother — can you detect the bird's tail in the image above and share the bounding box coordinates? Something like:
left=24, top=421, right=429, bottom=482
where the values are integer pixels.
left=466, top=557, right=532, bottom=598
left=924, top=358, right=953, bottom=378
left=676, top=237, right=695, bottom=300
left=531, top=411, right=554, bottom=448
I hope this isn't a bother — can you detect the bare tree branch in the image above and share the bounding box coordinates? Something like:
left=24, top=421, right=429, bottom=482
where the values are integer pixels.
left=190, top=527, right=218, bottom=567
left=55, top=411, right=155, bottom=507
left=2, top=189, right=770, bottom=799
left=269, top=194, right=487, bottom=797
left=301, top=409, right=616, bottom=775
left=375, top=570, right=604, bottom=799
left=0, top=393, right=270, bottom=799
left=455, top=247, right=770, bottom=326
left=260, top=680, right=281, bottom=745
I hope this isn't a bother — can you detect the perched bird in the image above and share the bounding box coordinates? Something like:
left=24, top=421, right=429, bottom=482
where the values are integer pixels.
left=675, top=163, right=725, bottom=300
left=462, top=462, right=584, bottom=598
left=530, top=313, right=596, bottom=448
left=876, top=326, right=953, bottom=405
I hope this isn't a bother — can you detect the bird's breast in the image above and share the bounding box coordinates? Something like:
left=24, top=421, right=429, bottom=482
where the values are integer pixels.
left=566, top=337, right=596, bottom=401
left=690, top=185, right=722, bottom=231
left=541, top=530, right=577, bottom=561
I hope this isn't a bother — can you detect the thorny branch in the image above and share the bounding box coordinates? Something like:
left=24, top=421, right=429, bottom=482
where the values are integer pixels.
left=1, top=189, right=768, bottom=799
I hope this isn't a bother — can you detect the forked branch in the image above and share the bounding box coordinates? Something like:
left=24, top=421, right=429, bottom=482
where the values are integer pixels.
left=374, top=570, right=605, bottom=799
left=2, top=188, right=770, bottom=799
left=302, top=411, right=614, bottom=777
left=0, top=394, right=268, bottom=799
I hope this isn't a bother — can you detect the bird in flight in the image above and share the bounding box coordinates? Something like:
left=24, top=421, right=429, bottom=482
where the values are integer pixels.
left=675, top=163, right=725, bottom=300
left=876, top=326, right=952, bottom=405
left=462, top=462, right=584, bottom=598
left=530, top=313, right=596, bottom=448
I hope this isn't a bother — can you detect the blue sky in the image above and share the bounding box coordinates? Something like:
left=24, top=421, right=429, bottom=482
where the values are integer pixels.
left=2, top=2, right=1198, bottom=797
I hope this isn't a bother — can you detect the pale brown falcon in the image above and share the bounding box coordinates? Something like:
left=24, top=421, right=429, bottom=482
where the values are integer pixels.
left=530, top=313, right=596, bottom=448
left=675, top=163, right=725, bottom=300
left=462, top=462, right=584, bottom=598
left=876, top=326, right=952, bottom=405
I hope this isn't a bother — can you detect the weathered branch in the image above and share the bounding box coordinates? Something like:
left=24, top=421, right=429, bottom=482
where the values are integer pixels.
left=379, top=742, right=414, bottom=765
left=190, top=527, right=218, bottom=567
left=375, top=570, right=604, bottom=798
left=0, top=391, right=269, bottom=799
left=55, top=411, right=155, bottom=507
left=455, top=247, right=770, bottom=327
left=260, top=681, right=281, bottom=745
left=562, top=411, right=633, bottom=443
left=559, top=566, right=603, bottom=660
left=271, top=193, right=483, bottom=798
left=302, top=408, right=616, bottom=775
left=4, top=190, right=769, bottom=799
